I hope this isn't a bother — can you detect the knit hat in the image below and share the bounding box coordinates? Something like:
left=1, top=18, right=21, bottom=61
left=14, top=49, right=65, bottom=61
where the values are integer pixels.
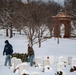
left=5, top=40, right=9, bottom=43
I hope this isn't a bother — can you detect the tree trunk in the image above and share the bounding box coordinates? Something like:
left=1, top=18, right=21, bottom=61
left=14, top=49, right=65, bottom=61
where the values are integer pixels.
left=9, top=25, right=13, bottom=38
left=50, top=29, right=52, bottom=37
left=30, top=38, right=33, bottom=47
left=29, top=27, right=33, bottom=47
left=38, top=31, right=41, bottom=48
left=39, top=37, right=41, bottom=48
left=57, top=37, right=59, bottom=44
left=9, top=28, right=13, bottom=38
left=6, top=29, right=9, bottom=37
left=29, top=38, right=33, bottom=47
left=19, top=30, right=21, bottom=34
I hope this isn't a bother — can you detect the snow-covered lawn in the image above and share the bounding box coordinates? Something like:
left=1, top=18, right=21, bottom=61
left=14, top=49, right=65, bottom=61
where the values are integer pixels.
left=0, top=33, right=76, bottom=75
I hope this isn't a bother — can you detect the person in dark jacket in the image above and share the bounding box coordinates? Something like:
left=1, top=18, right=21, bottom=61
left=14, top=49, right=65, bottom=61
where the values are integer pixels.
left=3, top=40, right=13, bottom=66
left=28, top=44, right=35, bottom=66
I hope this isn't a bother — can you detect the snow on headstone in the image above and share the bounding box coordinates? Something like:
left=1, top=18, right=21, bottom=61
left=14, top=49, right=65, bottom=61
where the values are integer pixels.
left=30, top=72, right=40, bottom=75
left=11, top=57, right=17, bottom=69
left=57, top=62, right=64, bottom=71
left=43, top=59, right=50, bottom=67
left=14, top=64, right=20, bottom=73
left=63, top=57, right=68, bottom=66
left=44, top=55, right=54, bottom=65
left=71, top=57, right=76, bottom=67
left=68, top=57, right=72, bottom=65
left=44, top=65, right=51, bottom=72
left=34, top=57, right=42, bottom=67
left=11, top=57, right=17, bottom=65
left=21, top=69, right=29, bottom=75
left=49, top=55, right=54, bottom=65
left=14, top=58, right=22, bottom=70
left=43, top=55, right=54, bottom=65
left=59, top=56, right=64, bottom=62
left=18, top=62, right=28, bottom=75
left=42, top=56, right=51, bottom=72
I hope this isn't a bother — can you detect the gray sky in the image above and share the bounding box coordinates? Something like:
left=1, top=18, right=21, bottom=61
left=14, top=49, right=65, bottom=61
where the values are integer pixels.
left=54, top=0, right=64, bottom=6
left=22, top=0, right=64, bottom=6
left=43, top=0, right=64, bottom=6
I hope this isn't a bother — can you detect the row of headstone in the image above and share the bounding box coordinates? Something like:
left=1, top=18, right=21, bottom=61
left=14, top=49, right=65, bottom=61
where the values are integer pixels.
left=34, top=56, right=70, bottom=68
left=11, top=57, right=22, bottom=70
left=34, top=56, right=76, bottom=74
left=58, top=56, right=76, bottom=66
left=11, top=57, right=40, bottom=75
left=58, top=56, right=76, bottom=73
left=11, top=56, right=76, bottom=75
left=34, top=55, right=54, bottom=72
left=34, top=55, right=76, bottom=73
left=34, top=55, right=54, bottom=66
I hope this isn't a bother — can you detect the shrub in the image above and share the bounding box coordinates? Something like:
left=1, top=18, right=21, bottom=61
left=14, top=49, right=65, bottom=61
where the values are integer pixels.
left=11, top=53, right=28, bottom=62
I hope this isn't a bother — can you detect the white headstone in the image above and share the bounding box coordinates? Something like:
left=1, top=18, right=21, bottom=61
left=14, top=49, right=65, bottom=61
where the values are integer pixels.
left=11, top=57, right=17, bottom=65
left=64, top=57, right=68, bottom=66
left=14, top=59, right=22, bottom=70
left=68, top=57, right=72, bottom=65
left=43, top=59, right=50, bottom=67
left=48, top=55, right=54, bottom=65
left=43, top=55, right=54, bottom=65
left=59, top=56, right=64, bottom=62
left=57, top=62, right=64, bottom=71
left=71, top=57, right=76, bottom=67
left=43, top=58, right=50, bottom=72
left=18, top=62, right=28, bottom=75
left=35, top=57, right=42, bottom=67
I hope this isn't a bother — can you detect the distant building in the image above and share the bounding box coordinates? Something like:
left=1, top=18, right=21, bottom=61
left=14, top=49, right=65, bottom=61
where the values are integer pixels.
left=52, top=12, right=72, bottom=38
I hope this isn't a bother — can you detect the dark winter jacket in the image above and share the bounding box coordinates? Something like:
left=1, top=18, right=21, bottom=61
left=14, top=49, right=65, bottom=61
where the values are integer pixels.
left=28, top=47, right=34, bottom=56
left=3, top=43, right=13, bottom=55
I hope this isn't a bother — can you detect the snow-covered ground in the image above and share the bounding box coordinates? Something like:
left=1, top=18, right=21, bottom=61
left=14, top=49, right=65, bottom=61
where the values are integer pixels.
left=0, top=30, right=76, bottom=75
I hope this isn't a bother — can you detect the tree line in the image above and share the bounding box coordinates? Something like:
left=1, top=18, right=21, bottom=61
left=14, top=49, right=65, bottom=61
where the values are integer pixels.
left=0, top=0, right=76, bottom=47
left=0, top=0, right=61, bottom=47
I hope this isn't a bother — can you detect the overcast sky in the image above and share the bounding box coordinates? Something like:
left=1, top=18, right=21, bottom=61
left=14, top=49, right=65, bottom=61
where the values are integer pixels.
left=22, top=0, right=64, bottom=6
left=54, top=0, right=64, bottom=5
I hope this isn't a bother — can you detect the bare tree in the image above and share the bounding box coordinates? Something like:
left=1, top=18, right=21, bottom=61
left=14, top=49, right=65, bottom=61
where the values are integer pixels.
left=45, top=0, right=61, bottom=37
left=0, top=0, right=61, bottom=47
left=21, top=0, right=61, bottom=47
left=0, top=0, right=23, bottom=37
left=64, top=0, right=76, bottom=36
